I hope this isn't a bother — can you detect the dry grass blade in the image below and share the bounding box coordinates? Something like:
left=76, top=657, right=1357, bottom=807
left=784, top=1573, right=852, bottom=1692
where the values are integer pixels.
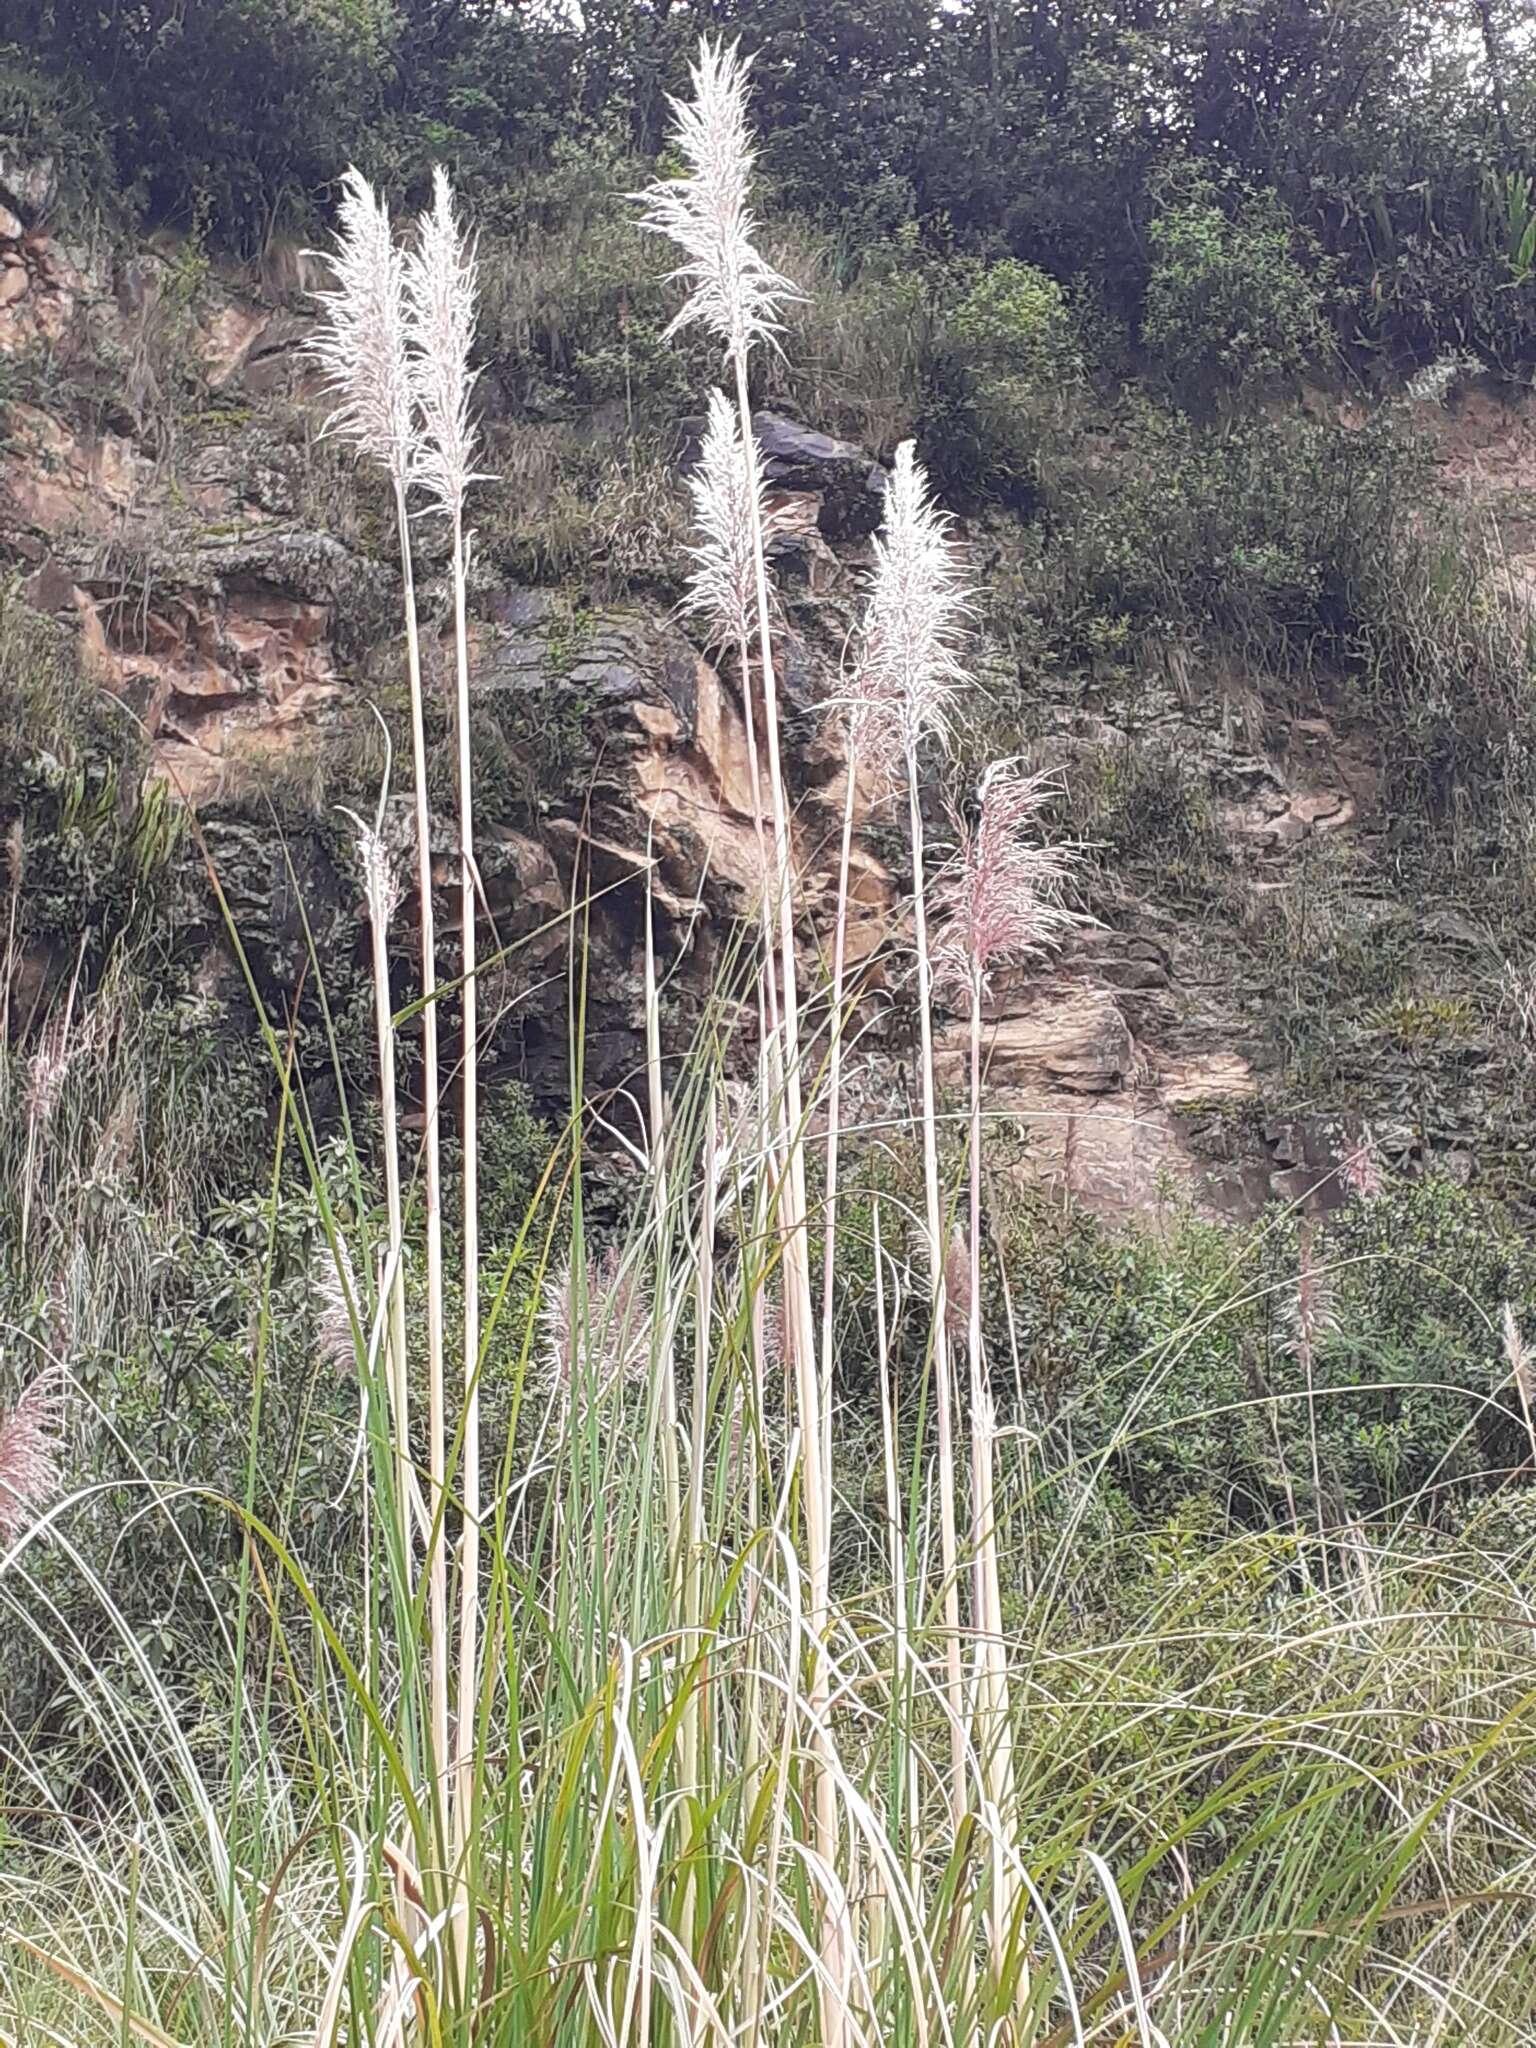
left=1503, top=1300, right=1536, bottom=1467
left=10, top=1935, right=187, bottom=2048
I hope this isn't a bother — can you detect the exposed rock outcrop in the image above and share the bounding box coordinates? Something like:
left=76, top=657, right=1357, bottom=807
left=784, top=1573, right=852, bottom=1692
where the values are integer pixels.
left=10, top=172, right=1533, bottom=1225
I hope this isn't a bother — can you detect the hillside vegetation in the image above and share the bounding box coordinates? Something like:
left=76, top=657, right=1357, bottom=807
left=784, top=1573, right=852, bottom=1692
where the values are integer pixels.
left=3, top=6, right=1536, bottom=2044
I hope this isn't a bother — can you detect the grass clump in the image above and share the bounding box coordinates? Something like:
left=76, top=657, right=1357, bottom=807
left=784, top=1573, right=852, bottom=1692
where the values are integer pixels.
left=4, top=34, right=1536, bottom=2048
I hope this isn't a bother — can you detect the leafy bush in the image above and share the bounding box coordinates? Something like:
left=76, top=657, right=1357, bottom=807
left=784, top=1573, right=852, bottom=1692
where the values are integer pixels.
left=995, top=1175, right=1530, bottom=1528
left=0, top=42, right=118, bottom=221
left=950, top=258, right=1080, bottom=385
left=477, top=141, right=711, bottom=421
left=1143, top=171, right=1327, bottom=397
left=0, top=579, right=180, bottom=966
left=5, top=0, right=396, bottom=245
left=1346, top=484, right=1536, bottom=827
left=1028, top=398, right=1398, bottom=667
left=778, top=223, right=937, bottom=452
left=909, top=256, right=1084, bottom=501
left=1052, top=739, right=1228, bottom=899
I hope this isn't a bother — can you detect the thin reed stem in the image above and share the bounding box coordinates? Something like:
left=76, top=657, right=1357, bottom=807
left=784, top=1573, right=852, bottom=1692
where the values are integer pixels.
left=820, top=744, right=860, bottom=1517
left=968, top=969, right=1021, bottom=1998
left=448, top=501, right=480, bottom=1863
left=873, top=1199, right=920, bottom=1902
left=907, top=763, right=966, bottom=1819
left=643, top=859, right=685, bottom=1594
left=356, top=811, right=414, bottom=1571
left=392, top=478, right=452, bottom=1847
left=729, top=343, right=845, bottom=2048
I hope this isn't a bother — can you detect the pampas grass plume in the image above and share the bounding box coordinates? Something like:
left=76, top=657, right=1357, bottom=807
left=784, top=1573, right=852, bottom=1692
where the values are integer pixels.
left=934, top=761, right=1085, bottom=995
left=682, top=388, right=788, bottom=647
left=539, top=1247, right=651, bottom=1411
left=633, top=37, right=798, bottom=361
left=315, top=1237, right=363, bottom=1376
left=309, top=167, right=414, bottom=481
left=404, top=166, right=483, bottom=524
left=852, top=441, right=972, bottom=770
left=0, top=1371, right=63, bottom=1548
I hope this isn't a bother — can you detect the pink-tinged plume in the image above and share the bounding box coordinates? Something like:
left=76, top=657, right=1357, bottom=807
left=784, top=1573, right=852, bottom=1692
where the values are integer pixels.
left=0, top=1371, right=63, bottom=1549
left=539, top=1247, right=651, bottom=1411
left=932, top=760, right=1085, bottom=997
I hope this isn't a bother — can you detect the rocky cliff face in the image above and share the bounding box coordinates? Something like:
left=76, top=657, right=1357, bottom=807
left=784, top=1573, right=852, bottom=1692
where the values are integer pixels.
left=6, top=170, right=1534, bottom=1224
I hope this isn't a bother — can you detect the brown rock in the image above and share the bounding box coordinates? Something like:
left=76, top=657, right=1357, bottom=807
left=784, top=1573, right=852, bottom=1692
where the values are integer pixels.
left=955, top=982, right=1134, bottom=1096
left=1159, top=1051, right=1257, bottom=1108
left=75, top=571, right=341, bottom=776
left=1, top=404, right=150, bottom=540
left=199, top=302, right=272, bottom=388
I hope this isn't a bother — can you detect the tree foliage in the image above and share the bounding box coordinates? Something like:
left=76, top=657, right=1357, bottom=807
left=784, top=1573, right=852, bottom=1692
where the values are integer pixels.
left=7, top=1, right=1535, bottom=362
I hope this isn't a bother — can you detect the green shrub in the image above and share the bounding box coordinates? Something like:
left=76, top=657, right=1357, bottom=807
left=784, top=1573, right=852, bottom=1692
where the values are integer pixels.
left=0, top=41, right=119, bottom=221
left=0, top=579, right=180, bottom=965
left=950, top=258, right=1080, bottom=384
left=478, top=141, right=710, bottom=421
left=994, top=1176, right=1530, bottom=1529
left=778, top=223, right=937, bottom=452
left=1030, top=398, right=1390, bottom=665
left=1144, top=170, right=1327, bottom=397
left=1053, top=739, right=1228, bottom=903
left=1347, top=487, right=1536, bottom=826
left=5, top=0, right=396, bottom=246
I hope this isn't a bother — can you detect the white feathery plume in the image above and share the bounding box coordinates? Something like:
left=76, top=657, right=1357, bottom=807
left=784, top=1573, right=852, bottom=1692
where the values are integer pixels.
left=354, top=818, right=403, bottom=931
left=1340, top=1127, right=1383, bottom=1200
left=634, top=50, right=842, bottom=2027
left=403, top=166, right=484, bottom=524
left=939, top=764, right=1085, bottom=1968
left=1284, top=1241, right=1339, bottom=1360
left=681, top=387, right=790, bottom=646
left=852, top=441, right=973, bottom=772
left=632, top=36, right=799, bottom=362
left=25, top=1008, right=80, bottom=1132
left=309, top=167, right=414, bottom=481
left=932, top=762, right=1085, bottom=999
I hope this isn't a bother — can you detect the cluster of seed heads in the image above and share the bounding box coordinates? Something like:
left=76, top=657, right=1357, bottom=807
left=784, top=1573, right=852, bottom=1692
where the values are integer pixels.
left=0, top=1370, right=63, bottom=1551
